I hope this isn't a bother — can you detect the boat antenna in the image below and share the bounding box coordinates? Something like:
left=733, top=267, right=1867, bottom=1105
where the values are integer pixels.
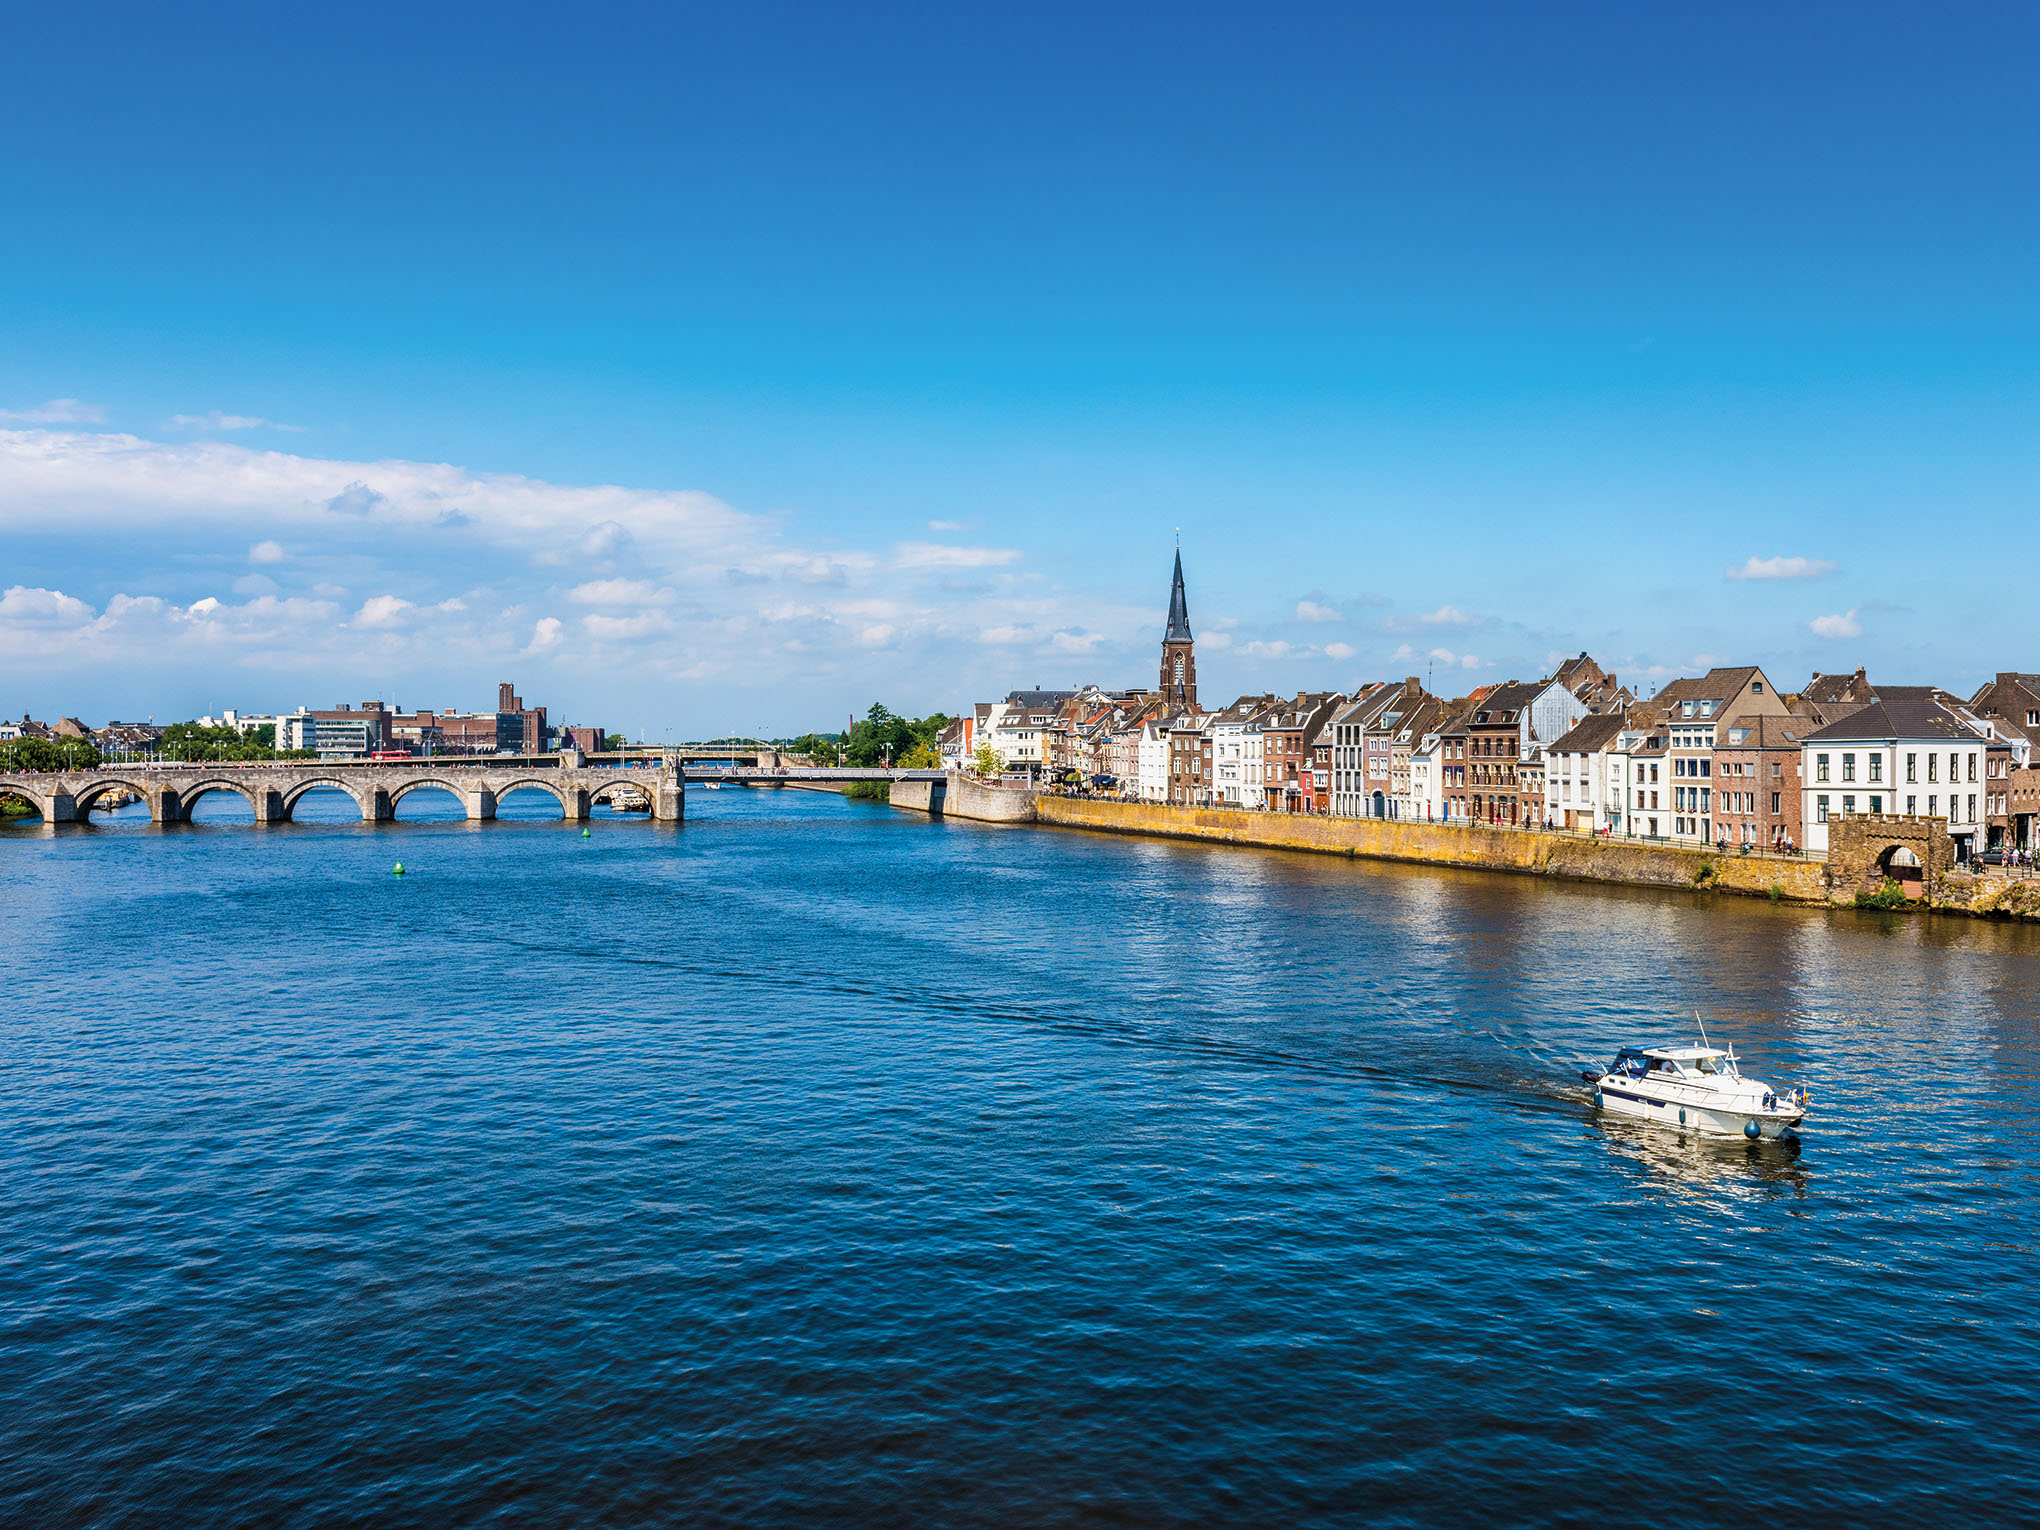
left=1695, top=1010, right=1711, bottom=1048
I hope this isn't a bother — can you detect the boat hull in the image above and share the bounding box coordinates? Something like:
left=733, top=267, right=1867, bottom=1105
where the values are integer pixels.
left=1595, top=1081, right=1803, bottom=1140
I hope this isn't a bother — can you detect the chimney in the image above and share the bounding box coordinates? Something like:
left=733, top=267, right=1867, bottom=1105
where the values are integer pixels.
left=499, top=682, right=516, bottom=712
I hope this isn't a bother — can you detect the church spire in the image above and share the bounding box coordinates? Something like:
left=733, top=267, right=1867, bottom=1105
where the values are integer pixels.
left=1165, top=546, right=1192, bottom=642
left=1159, top=542, right=1196, bottom=710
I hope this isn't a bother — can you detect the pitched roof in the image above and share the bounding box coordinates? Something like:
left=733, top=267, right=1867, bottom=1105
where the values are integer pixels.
left=1469, top=681, right=1543, bottom=722
left=1799, top=699, right=1986, bottom=744
left=1549, top=713, right=1626, bottom=755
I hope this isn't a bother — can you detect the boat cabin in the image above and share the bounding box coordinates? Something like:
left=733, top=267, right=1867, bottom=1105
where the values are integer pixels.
left=1640, top=1045, right=1740, bottom=1079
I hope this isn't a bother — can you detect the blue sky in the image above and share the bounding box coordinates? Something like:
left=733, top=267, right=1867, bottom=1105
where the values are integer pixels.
left=4, top=3, right=2036, bottom=734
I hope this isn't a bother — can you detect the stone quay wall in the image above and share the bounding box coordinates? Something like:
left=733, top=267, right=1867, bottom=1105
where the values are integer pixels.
left=885, top=773, right=1039, bottom=823
left=1031, top=796, right=1833, bottom=904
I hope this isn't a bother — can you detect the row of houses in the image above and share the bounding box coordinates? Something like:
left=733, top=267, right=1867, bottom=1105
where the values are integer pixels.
left=944, top=664, right=2040, bottom=861
left=941, top=559, right=2040, bottom=856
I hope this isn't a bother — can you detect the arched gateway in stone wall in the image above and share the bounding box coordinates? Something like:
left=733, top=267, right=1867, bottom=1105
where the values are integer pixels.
left=1825, top=813, right=1955, bottom=901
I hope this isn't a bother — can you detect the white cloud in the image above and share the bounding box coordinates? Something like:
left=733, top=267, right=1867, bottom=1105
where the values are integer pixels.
left=1727, top=555, right=1839, bottom=582
left=168, top=411, right=300, bottom=432
left=0, top=425, right=1127, bottom=701
left=354, top=595, right=413, bottom=628
left=1420, top=604, right=1476, bottom=627
left=1429, top=647, right=1457, bottom=663
left=0, top=399, right=104, bottom=424
left=1460, top=654, right=1484, bottom=669
left=1809, top=609, right=1862, bottom=639
left=1325, top=642, right=1355, bottom=660
left=1295, top=600, right=1342, bottom=623
left=0, top=584, right=95, bottom=629
left=893, top=541, right=1020, bottom=569
left=1201, top=631, right=1234, bottom=651
left=568, top=578, right=669, bottom=606
left=583, top=610, right=676, bottom=641
left=927, top=519, right=964, bottom=531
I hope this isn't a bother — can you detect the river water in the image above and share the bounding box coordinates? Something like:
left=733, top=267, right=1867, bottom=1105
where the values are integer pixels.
left=4, top=785, right=2038, bottom=1526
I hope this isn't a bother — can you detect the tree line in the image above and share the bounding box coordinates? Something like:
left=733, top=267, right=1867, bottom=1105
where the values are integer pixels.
left=787, top=704, right=948, bottom=769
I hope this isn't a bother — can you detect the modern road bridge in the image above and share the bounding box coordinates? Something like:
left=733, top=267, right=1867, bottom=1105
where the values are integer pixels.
left=1, top=754, right=943, bottom=825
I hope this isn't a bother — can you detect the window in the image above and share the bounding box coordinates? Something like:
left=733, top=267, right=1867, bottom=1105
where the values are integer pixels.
left=1816, top=753, right=1830, bottom=781
left=1771, top=792, right=1781, bottom=814
left=1968, top=754, right=1977, bottom=783
left=1817, top=795, right=1829, bottom=822
left=1842, top=795, right=1855, bottom=814
left=1948, top=752, right=1959, bottom=783
left=1870, top=795, right=1882, bottom=814
left=1906, top=753, right=1917, bottom=783
left=1772, top=762, right=1782, bottom=779
left=1928, top=795, right=1937, bottom=817
left=1869, top=755, right=1882, bottom=783
left=1927, top=754, right=1937, bottom=783
left=1700, top=759, right=1711, bottom=777
left=1752, top=681, right=1764, bottom=693
left=1968, top=794, right=1977, bottom=823
left=1681, top=701, right=1694, bottom=718
left=1842, top=753, right=1856, bottom=782
left=1906, top=795, right=1916, bottom=815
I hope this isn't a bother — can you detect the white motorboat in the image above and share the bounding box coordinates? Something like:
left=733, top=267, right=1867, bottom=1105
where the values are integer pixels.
left=1581, top=1040, right=1808, bottom=1141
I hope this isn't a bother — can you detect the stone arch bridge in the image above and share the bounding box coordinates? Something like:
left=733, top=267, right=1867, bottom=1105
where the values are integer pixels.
left=1, top=758, right=687, bottom=824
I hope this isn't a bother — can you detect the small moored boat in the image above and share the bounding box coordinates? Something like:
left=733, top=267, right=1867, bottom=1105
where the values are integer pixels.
left=1581, top=1040, right=1808, bottom=1141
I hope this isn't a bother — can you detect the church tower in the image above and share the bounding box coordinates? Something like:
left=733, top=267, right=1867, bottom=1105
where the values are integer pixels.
left=1159, top=544, right=1197, bottom=711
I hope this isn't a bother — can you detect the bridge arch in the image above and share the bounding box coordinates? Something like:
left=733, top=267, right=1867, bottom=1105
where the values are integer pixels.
left=386, top=777, right=475, bottom=819
left=177, top=777, right=263, bottom=821
left=590, top=777, right=653, bottom=812
left=0, top=777, right=53, bottom=820
left=280, top=777, right=374, bottom=822
left=490, top=777, right=571, bottom=818
left=70, top=777, right=164, bottom=821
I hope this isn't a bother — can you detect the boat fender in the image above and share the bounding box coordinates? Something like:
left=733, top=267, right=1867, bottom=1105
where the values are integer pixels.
left=1744, top=1120, right=1762, bottom=1140
left=1678, top=1108, right=1686, bottom=1125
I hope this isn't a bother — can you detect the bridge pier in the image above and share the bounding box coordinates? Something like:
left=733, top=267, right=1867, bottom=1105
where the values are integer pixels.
left=653, top=777, right=684, bottom=822
left=43, top=791, right=78, bottom=823
left=464, top=787, right=496, bottom=821
left=562, top=787, right=590, bottom=821
left=364, top=787, right=394, bottom=822
left=143, top=786, right=183, bottom=823
left=252, top=789, right=288, bottom=825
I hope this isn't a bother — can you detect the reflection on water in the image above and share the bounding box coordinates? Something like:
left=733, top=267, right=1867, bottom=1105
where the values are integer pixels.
left=1593, top=1116, right=1813, bottom=1202
left=4, top=787, right=2040, bottom=1525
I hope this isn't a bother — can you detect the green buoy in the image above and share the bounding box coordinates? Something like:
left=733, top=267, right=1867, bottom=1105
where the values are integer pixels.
left=392, top=861, right=405, bottom=876
left=582, top=828, right=591, bottom=837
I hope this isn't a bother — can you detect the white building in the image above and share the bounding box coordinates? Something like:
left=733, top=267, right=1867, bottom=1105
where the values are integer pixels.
left=1543, top=713, right=1628, bottom=832
left=1799, top=699, right=1990, bottom=857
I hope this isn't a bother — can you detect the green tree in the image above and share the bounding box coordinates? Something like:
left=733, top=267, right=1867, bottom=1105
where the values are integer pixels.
left=897, top=741, right=942, bottom=770
left=0, top=736, right=100, bottom=771
left=603, top=733, right=628, bottom=750
left=972, top=742, right=1005, bottom=779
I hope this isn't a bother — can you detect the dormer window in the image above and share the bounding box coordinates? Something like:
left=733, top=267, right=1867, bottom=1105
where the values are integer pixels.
left=1681, top=701, right=1694, bottom=718
left=1700, top=701, right=1715, bottom=717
